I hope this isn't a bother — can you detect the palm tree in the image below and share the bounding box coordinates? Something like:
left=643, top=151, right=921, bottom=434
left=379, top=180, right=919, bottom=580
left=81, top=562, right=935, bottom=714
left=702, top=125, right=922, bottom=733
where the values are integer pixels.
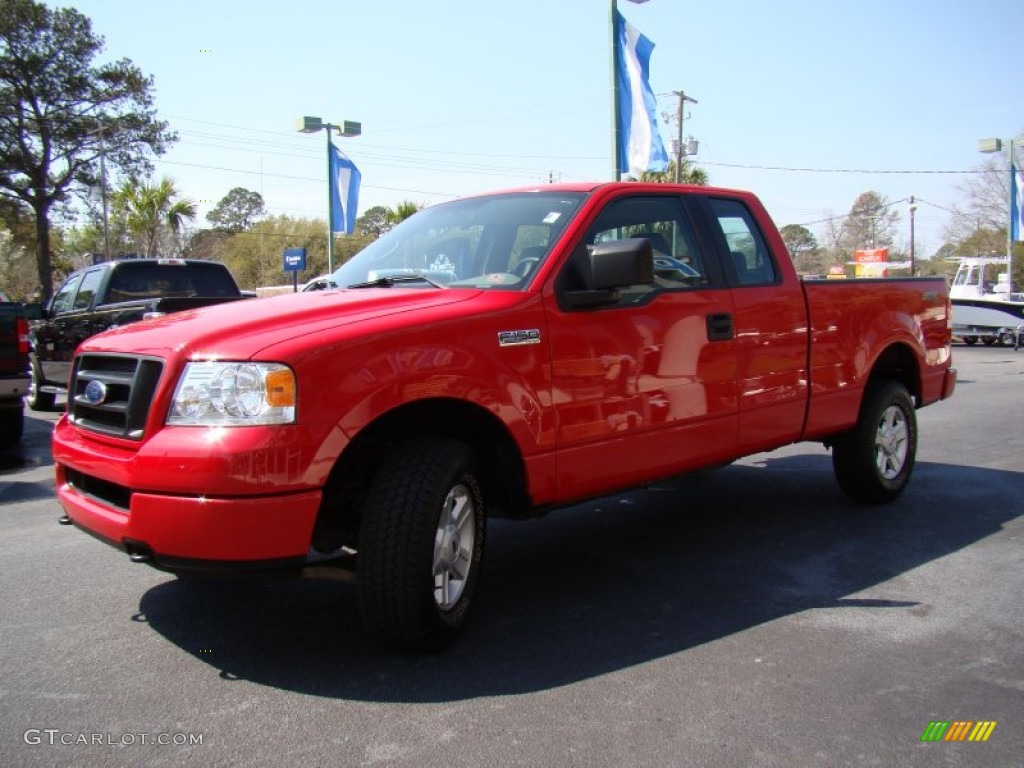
left=388, top=200, right=423, bottom=225
left=113, top=177, right=197, bottom=256
left=635, top=159, right=708, bottom=185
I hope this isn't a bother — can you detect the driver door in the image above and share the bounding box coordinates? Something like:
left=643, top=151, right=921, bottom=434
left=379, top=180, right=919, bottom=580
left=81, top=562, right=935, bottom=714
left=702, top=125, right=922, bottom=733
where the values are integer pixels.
left=542, top=192, right=739, bottom=503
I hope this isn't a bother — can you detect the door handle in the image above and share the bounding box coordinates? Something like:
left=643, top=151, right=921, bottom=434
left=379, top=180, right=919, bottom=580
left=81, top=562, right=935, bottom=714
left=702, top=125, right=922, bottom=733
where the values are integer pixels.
left=706, top=313, right=734, bottom=341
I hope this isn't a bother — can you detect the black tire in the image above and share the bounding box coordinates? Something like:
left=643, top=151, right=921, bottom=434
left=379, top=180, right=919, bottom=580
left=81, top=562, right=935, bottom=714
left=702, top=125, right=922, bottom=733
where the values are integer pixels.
left=26, top=358, right=56, bottom=412
left=832, top=381, right=917, bottom=504
left=0, top=406, right=24, bottom=448
left=964, top=336, right=977, bottom=346
left=358, top=438, right=485, bottom=651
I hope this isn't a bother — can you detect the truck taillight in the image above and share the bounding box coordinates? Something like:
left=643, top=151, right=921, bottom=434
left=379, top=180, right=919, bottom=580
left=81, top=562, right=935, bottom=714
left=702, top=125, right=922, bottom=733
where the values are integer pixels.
left=16, top=317, right=29, bottom=354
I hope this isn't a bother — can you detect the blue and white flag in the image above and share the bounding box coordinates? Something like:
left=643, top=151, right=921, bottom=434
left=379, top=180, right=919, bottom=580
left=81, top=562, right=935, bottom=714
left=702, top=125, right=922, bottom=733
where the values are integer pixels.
left=614, top=9, right=669, bottom=178
left=329, top=143, right=361, bottom=234
left=1012, top=162, right=1024, bottom=242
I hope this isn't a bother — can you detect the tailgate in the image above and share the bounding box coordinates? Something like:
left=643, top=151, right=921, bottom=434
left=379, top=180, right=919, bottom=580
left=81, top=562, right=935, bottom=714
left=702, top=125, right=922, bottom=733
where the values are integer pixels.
left=0, top=304, right=26, bottom=376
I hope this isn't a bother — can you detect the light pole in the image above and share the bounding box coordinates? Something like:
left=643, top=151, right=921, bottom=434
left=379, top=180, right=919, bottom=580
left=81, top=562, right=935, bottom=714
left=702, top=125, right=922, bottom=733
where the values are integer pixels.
left=978, top=136, right=1021, bottom=291
left=297, top=115, right=361, bottom=272
left=87, top=125, right=111, bottom=262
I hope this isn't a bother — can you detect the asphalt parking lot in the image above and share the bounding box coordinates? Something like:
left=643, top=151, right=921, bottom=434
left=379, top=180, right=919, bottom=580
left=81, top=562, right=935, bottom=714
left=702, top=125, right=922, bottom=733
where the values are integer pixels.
left=1, top=345, right=1021, bottom=767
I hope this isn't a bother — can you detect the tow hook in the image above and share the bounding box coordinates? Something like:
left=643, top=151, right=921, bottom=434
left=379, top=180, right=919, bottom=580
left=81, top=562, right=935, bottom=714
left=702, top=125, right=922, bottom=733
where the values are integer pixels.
left=57, top=515, right=72, bottom=526
left=124, top=540, right=155, bottom=564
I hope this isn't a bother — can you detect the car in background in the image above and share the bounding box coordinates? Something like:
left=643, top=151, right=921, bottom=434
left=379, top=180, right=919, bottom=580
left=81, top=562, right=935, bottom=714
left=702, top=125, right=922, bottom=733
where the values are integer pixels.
left=301, top=275, right=338, bottom=292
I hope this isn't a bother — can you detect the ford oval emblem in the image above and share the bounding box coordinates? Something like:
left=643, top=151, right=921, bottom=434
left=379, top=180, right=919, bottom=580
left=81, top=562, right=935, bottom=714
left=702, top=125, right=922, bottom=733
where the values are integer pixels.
left=83, top=380, right=108, bottom=405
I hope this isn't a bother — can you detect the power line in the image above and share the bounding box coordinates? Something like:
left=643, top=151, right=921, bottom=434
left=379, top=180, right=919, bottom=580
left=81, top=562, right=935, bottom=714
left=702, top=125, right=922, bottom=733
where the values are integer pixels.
left=154, top=159, right=460, bottom=198
left=696, top=160, right=981, bottom=175
left=796, top=196, right=911, bottom=229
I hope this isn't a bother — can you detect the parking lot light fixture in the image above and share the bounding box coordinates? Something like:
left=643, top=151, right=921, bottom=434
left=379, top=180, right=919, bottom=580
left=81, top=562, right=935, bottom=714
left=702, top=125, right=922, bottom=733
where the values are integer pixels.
left=978, top=136, right=1021, bottom=291
left=296, top=116, right=362, bottom=272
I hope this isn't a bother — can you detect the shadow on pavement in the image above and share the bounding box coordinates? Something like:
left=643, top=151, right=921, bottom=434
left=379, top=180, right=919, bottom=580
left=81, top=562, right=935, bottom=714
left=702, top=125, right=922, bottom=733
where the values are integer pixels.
left=136, top=455, right=1021, bottom=702
left=0, top=408, right=55, bottom=475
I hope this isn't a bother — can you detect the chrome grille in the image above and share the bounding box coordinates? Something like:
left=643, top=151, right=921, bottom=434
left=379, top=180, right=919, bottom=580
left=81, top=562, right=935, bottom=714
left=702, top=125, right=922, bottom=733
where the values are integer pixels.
left=69, top=354, right=164, bottom=440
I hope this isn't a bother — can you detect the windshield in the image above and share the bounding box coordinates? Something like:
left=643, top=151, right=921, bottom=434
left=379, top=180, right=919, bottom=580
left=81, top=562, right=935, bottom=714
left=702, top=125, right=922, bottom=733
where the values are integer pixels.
left=330, top=191, right=585, bottom=290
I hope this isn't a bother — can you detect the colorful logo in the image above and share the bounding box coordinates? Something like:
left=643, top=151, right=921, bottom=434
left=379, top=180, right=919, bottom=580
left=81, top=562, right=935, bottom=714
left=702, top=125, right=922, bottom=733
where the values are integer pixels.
left=921, top=721, right=997, bottom=742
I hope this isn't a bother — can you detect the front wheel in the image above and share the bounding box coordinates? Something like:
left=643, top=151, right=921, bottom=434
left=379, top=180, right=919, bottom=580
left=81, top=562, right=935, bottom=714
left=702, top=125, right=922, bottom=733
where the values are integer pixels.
left=832, top=381, right=917, bottom=504
left=357, top=438, right=485, bottom=651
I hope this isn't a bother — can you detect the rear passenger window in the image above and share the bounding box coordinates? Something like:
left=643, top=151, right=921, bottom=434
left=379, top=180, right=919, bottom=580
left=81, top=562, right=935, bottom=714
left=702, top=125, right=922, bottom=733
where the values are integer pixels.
left=709, top=198, right=778, bottom=286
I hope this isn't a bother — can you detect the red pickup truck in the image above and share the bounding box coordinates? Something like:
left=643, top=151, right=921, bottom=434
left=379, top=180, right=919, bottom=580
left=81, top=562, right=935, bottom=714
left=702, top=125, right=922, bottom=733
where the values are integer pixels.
left=52, top=183, right=956, bottom=650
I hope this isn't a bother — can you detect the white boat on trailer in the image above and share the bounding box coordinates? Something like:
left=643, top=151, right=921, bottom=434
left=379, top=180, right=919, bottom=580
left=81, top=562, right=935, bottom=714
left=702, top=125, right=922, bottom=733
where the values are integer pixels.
left=949, top=257, right=1024, bottom=347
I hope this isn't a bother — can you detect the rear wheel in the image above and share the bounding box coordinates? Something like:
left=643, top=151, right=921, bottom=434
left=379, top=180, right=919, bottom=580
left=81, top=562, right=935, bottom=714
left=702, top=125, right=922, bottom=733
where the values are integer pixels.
left=26, top=359, right=56, bottom=412
left=357, top=438, right=485, bottom=651
left=832, top=381, right=917, bottom=504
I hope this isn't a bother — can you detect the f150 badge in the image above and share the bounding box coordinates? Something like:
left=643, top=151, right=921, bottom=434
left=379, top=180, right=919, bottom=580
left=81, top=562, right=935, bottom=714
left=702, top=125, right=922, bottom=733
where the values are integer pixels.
left=498, top=329, right=541, bottom=347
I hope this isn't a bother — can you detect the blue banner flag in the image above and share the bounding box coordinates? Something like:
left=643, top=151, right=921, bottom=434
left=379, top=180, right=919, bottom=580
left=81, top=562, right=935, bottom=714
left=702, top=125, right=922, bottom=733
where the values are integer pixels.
left=614, top=9, right=669, bottom=178
left=1012, top=163, right=1024, bottom=242
left=329, top=143, right=361, bottom=234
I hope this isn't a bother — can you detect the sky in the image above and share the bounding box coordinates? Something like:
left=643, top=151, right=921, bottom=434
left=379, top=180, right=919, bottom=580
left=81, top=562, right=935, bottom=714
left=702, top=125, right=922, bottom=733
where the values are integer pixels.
left=52, top=0, right=1024, bottom=258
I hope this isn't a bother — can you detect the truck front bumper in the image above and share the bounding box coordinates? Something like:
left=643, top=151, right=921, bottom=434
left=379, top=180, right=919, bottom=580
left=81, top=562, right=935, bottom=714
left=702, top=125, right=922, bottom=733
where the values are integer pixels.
left=56, top=464, right=322, bottom=573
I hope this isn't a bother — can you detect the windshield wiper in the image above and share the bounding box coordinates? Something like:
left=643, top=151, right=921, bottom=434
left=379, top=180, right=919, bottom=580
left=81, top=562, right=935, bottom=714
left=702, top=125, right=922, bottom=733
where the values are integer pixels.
left=347, top=274, right=446, bottom=289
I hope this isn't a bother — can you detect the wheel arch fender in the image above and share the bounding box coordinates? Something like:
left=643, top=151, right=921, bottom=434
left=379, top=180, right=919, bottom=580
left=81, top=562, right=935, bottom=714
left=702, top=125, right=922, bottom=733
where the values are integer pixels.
left=311, top=396, right=532, bottom=554
left=864, top=340, right=923, bottom=406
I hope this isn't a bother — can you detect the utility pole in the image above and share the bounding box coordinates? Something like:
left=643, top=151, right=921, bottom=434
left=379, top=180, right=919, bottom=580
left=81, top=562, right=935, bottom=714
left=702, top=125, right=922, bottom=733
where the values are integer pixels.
left=908, top=196, right=916, bottom=275
left=668, top=91, right=697, bottom=183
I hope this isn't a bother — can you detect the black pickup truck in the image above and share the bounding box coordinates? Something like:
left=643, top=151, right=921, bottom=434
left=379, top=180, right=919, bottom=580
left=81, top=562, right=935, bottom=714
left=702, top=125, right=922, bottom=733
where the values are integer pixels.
left=27, top=259, right=247, bottom=410
left=0, top=302, right=31, bottom=447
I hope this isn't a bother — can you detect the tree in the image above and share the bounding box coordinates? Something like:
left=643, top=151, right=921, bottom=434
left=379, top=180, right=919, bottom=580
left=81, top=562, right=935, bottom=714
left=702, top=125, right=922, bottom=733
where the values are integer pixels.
left=389, top=200, right=423, bottom=223
left=779, top=224, right=828, bottom=275
left=112, top=177, right=196, bottom=257
left=213, top=214, right=373, bottom=291
left=943, top=142, right=1024, bottom=288
left=0, top=222, right=37, bottom=300
left=779, top=224, right=818, bottom=259
left=182, top=228, right=231, bottom=263
left=946, top=153, right=1011, bottom=242
left=819, top=213, right=852, bottom=276
left=206, top=187, right=266, bottom=233
left=0, top=197, right=37, bottom=269
left=0, top=0, right=174, bottom=298
left=840, top=191, right=900, bottom=252
left=356, top=206, right=394, bottom=238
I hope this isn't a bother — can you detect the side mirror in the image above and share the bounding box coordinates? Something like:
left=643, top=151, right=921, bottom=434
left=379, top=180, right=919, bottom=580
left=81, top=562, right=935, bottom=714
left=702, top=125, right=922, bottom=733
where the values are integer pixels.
left=589, top=238, right=654, bottom=288
left=562, top=238, right=653, bottom=309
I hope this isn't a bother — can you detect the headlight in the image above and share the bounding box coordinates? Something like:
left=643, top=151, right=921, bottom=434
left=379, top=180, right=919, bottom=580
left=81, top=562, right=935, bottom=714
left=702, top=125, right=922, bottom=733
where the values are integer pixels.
left=167, top=362, right=296, bottom=426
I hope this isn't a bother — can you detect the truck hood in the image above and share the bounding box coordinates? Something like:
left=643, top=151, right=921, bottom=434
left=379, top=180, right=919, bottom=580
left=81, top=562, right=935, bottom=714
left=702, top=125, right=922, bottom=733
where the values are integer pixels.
left=82, top=288, right=483, bottom=360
